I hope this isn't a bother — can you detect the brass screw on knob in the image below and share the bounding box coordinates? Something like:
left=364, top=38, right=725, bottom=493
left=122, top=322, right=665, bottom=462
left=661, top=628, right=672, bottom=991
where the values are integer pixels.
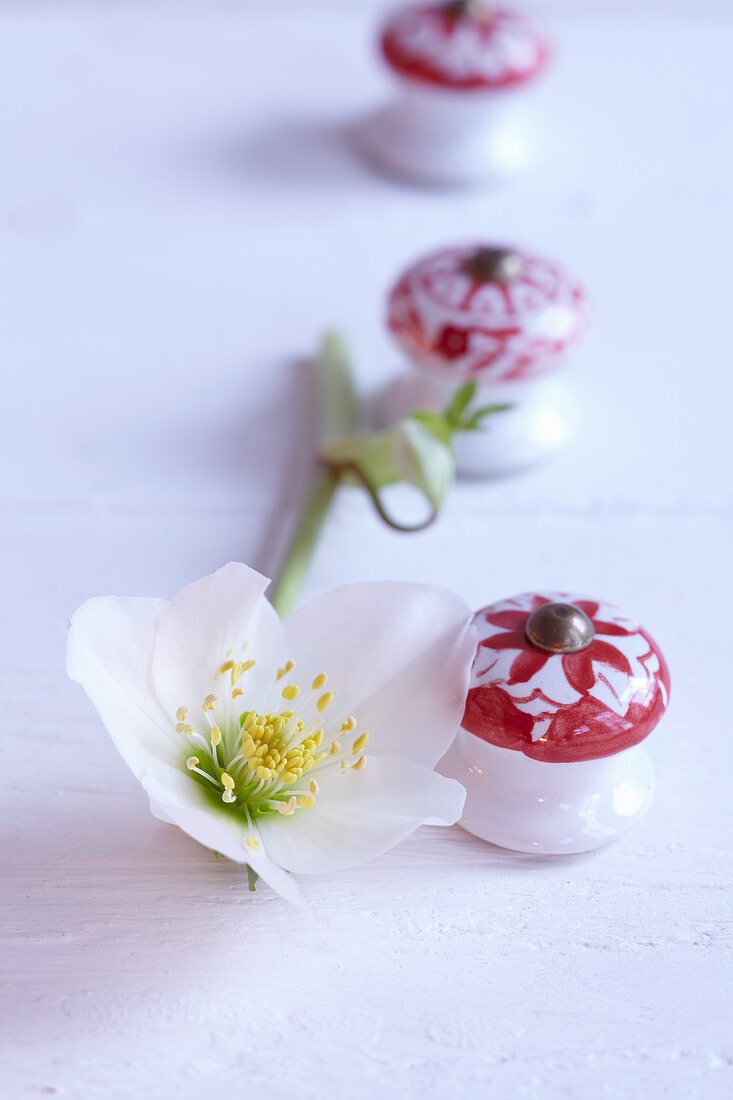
left=443, top=1, right=493, bottom=23
left=463, top=247, right=524, bottom=285
left=525, top=603, right=595, bottom=654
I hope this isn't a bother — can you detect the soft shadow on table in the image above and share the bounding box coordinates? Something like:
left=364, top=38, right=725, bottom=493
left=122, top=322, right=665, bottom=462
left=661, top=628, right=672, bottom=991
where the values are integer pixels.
left=200, top=115, right=376, bottom=192
left=194, top=112, right=436, bottom=194
left=376, top=820, right=603, bottom=874
left=243, top=356, right=321, bottom=579
left=98, top=354, right=319, bottom=579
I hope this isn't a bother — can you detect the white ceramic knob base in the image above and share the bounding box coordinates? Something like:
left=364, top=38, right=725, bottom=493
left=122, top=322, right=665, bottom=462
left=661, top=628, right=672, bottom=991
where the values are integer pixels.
left=358, top=82, right=533, bottom=186
left=439, top=731, right=656, bottom=854
left=383, top=370, right=575, bottom=477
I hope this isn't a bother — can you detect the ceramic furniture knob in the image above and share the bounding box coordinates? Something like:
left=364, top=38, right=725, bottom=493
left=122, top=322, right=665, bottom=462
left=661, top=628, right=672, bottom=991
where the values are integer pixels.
left=385, top=243, right=587, bottom=475
left=361, top=2, right=550, bottom=185
left=439, top=592, right=671, bottom=853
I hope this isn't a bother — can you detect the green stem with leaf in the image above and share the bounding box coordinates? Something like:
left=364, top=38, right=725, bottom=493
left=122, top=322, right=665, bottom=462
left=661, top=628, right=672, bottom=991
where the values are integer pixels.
left=268, top=332, right=510, bottom=620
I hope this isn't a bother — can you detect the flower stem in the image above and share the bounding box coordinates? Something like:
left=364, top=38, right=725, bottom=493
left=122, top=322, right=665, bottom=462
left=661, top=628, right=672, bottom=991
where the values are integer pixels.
left=269, top=332, right=357, bottom=619
left=268, top=466, right=341, bottom=619
left=315, top=331, right=359, bottom=447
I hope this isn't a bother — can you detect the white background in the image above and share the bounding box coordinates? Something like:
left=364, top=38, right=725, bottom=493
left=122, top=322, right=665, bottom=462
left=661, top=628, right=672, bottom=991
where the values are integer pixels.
left=1, top=2, right=732, bottom=1098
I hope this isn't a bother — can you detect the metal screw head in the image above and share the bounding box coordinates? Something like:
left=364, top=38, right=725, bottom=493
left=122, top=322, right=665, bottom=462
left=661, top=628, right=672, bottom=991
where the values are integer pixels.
left=443, top=1, right=493, bottom=22
left=525, top=602, right=595, bottom=654
left=463, top=247, right=524, bottom=285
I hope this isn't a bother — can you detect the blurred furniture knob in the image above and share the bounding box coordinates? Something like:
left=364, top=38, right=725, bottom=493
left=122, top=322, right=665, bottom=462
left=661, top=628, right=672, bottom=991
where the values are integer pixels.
left=362, top=2, right=551, bottom=185
left=385, top=242, right=587, bottom=475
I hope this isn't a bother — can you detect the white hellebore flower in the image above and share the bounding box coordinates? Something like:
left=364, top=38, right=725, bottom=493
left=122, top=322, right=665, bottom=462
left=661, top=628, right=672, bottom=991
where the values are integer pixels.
left=67, top=563, right=476, bottom=904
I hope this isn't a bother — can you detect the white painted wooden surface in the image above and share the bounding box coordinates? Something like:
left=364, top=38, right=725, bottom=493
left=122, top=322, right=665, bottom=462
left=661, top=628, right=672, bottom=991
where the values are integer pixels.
left=1, top=4, right=732, bottom=1098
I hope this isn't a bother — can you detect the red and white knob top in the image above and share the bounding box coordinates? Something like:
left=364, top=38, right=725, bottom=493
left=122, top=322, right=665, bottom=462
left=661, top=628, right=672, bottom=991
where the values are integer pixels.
left=380, top=2, right=550, bottom=92
left=387, top=243, right=587, bottom=385
left=462, top=593, right=671, bottom=763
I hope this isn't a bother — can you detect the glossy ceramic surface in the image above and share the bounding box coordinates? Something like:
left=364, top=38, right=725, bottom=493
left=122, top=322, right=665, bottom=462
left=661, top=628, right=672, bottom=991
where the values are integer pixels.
left=439, top=732, right=656, bottom=854
left=387, top=244, right=587, bottom=384
left=358, top=82, right=535, bottom=185
left=464, top=592, right=671, bottom=762
left=384, top=370, right=576, bottom=475
left=366, top=5, right=549, bottom=184
left=380, top=3, right=549, bottom=91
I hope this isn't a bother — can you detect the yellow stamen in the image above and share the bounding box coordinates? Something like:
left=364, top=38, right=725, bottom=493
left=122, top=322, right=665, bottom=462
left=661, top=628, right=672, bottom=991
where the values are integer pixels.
left=352, top=755, right=367, bottom=771
left=312, top=673, right=327, bottom=689
left=328, top=740, right=340, bottom=756
left=201, top=693, right=336, bottom=805
left=185, top=756, right=199, bottom=770
left=352, top=731, right=369, bottom=755
left=176, top=722, right=194, bottom=736
left=219, top=660, right=234, bottom=674
left=278, top=801, right=294, bottom=816
left=232, top=688, right=244, bottom=699
left=246, top=836, right=260, bottom=850
left=341, top=716, right=357, bottom=733
left=202, top=694, right=217, bottom=711
left=317, top=692, right=333, bottom=713
left=222, top=789, right=236, bottom=803
left=276, top=660, right=295, bottom=681
left=242, top=658, right=256, bottom=673
left=176, top=706, right=188, bottom=722
left=297, top=795, right=315, bottom=809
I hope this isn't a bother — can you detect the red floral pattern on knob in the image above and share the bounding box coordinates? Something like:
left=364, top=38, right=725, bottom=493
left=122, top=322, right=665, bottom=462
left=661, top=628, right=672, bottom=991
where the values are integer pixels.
left=462, top=593, right=670, bottom=763
left=380, top=4, right=550, bottom=91
left=435, top=324, right=471, bottom=359
left=387, top=244, right=587, bottom=384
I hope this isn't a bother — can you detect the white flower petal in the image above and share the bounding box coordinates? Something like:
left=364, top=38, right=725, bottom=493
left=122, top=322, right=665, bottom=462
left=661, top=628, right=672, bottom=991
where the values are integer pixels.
left=68, top=571, right=472, bottom=902
left=257, top=754, right=466, bottom=874
left=149, top=800, right=174, bottom=824
left=285, top=582, right=476, bottom=766
left=140, top=763, right=304, bottom=906
left=152, top=562, right=286, bottom=720
left=67, top=596, right=177, bottom=777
